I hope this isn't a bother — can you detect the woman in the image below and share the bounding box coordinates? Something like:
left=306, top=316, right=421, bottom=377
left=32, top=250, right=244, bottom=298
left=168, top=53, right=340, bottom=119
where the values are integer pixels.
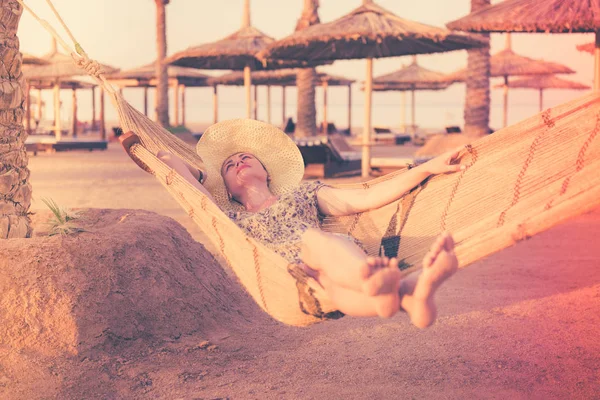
left=121, top=119, right=464, bottom=328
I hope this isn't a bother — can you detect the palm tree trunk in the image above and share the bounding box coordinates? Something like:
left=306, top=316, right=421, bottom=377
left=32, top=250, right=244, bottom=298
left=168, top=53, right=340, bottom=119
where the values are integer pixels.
left=294, top=0, right=320, bottom=138
left=463, top=0, right=491, bottom=138
left=155, top=0, right=170, bottom=127
left=0, top=1, right=31, bottom=238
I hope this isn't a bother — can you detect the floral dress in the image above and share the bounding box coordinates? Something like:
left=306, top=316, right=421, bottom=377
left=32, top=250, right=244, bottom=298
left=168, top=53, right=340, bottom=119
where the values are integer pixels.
left=227, top=181, right=364, bottom=320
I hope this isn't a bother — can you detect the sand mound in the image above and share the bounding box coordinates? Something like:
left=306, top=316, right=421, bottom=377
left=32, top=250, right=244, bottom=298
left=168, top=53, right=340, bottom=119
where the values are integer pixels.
left=0, top=209, right=266, bottom=357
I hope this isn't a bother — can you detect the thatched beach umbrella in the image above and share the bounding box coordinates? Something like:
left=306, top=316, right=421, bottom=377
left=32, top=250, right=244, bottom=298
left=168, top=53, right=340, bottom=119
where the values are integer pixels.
left=447, top=34, right=574, bottom=127
left=493, top=74, right=590, bottom=111
left=371, top=56, right=450, bottom=135
left=107, top=64, right=210, bottom=126
left=208, top=69, right=354, bottom=129
left=577, top=42, right=594, bottom=54
left=165, top=0, right=322, bottom=120
left=21, top=52, right=48, bottom=66
left=259, top=0, right=486, bottom=177
left=24, top=76, right=97, bottom=137
left=447, top=0, right=600, bottom=92
left=23, top=40, right=118, bottom=139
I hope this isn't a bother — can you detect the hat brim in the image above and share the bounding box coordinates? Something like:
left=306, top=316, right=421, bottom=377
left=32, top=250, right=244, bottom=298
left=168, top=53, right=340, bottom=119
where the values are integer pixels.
left=196, top=119, right=305, bottom=211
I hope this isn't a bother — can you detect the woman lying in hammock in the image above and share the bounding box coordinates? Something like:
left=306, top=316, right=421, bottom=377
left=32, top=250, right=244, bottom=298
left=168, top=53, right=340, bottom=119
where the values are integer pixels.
left=120, top=119, right=465, bottom=329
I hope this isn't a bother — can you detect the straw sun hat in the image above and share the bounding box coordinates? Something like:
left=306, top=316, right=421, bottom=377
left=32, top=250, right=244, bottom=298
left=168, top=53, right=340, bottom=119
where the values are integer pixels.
left=196, top=119, right=305, bottom=211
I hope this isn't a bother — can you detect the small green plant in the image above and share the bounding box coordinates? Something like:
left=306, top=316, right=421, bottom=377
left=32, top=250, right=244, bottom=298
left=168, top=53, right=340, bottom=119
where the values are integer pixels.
left=41, top=198, right=85, bottom=236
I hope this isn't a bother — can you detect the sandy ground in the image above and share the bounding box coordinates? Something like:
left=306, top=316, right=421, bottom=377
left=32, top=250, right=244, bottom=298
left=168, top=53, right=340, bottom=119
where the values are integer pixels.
left=10, top=143, right=600, bottom=399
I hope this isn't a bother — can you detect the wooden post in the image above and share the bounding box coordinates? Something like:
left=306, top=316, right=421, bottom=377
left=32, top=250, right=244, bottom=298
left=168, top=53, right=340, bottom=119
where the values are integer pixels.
left=91, top=86, right=96, bottom=131
left=253, top=85, right=258, bottom=120
left=539, top=89, right=543, bottom=112
left=411, top=88, right=416, bottom=137
left=362, top=58, right=373, bottom=178
left=244, top=65, right=252, bottom=118
left=181, top=85, right=186, bottom=127
left=503, top=75, right=509, bottom=128
left=71, top=88, right=78, bottom=137
left=282, top=86, right=287, bottom=125
left=173, top=83, right=180, bottom=126
left=400, top=91, right=406, bottom=133
left=143, top=87, right=149, bottom=116
left=100, top=87, right=106, bottom=140
left=37, top=87, right=43, bottom=122
left=54, top=81, right=61, bottom=141
left=348, top=84, right=352, bottom=135
left=267, top=85, right=272, bottom=124
left=595, top=30, right=600, bottom=92
left=213, top=85, right=218, bottom=124
left=25, top=83, right=31, bottom=135
left=322, top=81, right=328, bottom=133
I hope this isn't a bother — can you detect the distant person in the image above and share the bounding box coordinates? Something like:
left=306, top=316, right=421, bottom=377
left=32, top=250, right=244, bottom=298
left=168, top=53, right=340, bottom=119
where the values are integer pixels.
left=283, top=117, right=295, bottom=134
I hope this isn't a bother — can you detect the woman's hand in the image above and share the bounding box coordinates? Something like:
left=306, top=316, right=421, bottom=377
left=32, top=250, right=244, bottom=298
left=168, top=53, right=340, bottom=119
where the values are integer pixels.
left=421, top=146, right=467, bottom=175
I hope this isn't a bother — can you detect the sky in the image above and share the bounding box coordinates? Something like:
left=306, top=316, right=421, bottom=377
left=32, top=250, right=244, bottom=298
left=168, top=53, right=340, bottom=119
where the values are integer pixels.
left=17, top=0, right=596, bottom=132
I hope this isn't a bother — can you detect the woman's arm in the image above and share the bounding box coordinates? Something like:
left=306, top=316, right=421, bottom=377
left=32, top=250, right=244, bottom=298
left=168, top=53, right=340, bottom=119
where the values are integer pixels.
left=119, top=132, right=217, bottom=205
left=316, top=147, right=466, bottom=217
left=157, top=150, right=217, bottom=205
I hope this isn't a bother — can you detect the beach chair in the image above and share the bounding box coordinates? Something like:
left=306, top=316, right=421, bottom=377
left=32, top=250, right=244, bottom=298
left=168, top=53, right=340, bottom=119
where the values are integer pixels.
left=373, top=126, right=411, bottom=145
left=294, top=133, right=362, bottom=178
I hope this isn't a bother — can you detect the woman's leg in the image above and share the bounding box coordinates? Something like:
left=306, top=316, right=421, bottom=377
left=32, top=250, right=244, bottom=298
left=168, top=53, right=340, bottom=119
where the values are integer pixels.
left=300, top=228, right=403, bottom=318
left=300, top=228, right=401, bottom=294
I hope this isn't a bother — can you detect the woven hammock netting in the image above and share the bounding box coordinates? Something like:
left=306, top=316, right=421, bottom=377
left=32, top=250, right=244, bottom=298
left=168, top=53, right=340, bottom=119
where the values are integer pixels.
left=20, top=0, right=600, bottom=327
left=119, top=92, right=600, bottom=327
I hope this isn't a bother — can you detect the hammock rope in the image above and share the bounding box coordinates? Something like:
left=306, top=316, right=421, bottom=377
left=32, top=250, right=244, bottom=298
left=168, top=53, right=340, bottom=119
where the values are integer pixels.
left=18, top=0, right=600, bottom=327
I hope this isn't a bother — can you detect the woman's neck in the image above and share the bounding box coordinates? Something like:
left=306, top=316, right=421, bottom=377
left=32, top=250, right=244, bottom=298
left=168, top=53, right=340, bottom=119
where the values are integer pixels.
left=236, top=182, right=278, bottom=212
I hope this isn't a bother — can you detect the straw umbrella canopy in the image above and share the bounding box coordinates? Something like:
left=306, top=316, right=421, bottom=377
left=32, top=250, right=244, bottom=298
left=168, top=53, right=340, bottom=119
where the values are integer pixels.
left=208, top=69, right=354, bottom=127
left=577, top=42, right=594, bottom=54
left=21, top=52, right=49, bottom=66
left=22, top=41, right=119, bottom=140
left=106, top=64, right=210, bottom=126
left=446, top=34, right=575, bottom=127
left=165, top=0, right=326, bottom=120
left=493, top=74, right=590, bottom=111
left=369, top=56, right=451, bottom=135
left=258, top=0, right=486, bottom=177
left=447, top=0, right=600, bottom=92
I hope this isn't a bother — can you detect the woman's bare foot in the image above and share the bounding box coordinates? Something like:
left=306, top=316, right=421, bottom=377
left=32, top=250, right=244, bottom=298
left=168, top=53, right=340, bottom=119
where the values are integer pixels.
left=401, top=232, right=458, bottom=328
left=364, top=257, right=403, bottom=318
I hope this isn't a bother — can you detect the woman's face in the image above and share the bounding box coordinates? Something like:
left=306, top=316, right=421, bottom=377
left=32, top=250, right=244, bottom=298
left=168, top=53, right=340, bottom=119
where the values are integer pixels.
left=221, top=152, right=268, bottom=198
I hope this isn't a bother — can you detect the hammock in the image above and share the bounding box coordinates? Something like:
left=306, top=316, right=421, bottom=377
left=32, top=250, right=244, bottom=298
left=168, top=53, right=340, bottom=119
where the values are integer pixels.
left=21, top=1, right=600, bottom=327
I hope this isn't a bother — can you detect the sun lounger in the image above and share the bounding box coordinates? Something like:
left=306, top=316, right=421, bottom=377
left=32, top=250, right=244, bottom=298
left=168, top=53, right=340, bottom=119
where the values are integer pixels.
left=373, top=126, right=411, bottom=144
left=294, top=133, right=362, bottom=178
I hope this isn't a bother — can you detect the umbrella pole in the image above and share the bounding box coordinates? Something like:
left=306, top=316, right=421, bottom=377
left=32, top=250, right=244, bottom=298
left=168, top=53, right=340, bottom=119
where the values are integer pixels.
left=53, top=80, right=61, bottom=141
left=539, top=89, right=543, bottom=112
left=348, top=84, right=352, bottom=135
left=244, top=65, right=252, bottom=118
left=362, top=58, right=373, bottom=178
left=411, top=89, right=416, bottom=138
left=144, top=87, right=148, bottom=117
left=595, top=30, right=600, bottom=92
left=91, top=86, right=96, bottom=131
left=25, top=83, right=31, bottom=135
left=503, top=76, right=509, bottom=128
left=323, top=81, right=328, bottom=133
left=253, top=85, right=258, bottom=120
left=181, top=85, right=186, bottom=127
left=282, top=86, right=286, bottom=125
left=400, top=91, right=406, bottom=133
left=37, top=88, right=43, bottom=122
left=72, top=88, right=77, bottom=138
left=267, top=85, right=272, bottom=124
left=100, top=87, right=106, bottom=141
left=213, top=85, right=219, bottom=124
left=173, top=83, right=180, bottom=126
